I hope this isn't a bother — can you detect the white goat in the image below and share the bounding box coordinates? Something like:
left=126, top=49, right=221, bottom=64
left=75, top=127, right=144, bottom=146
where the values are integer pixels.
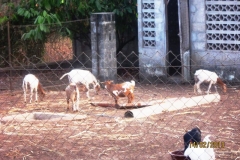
left=194, top=69, right=227, bottom=94
left=60, top=69, right=100, bottom=99
left=65, top=83, right=80, bottom=111
left=22, top=74, right=46, bottom=103
left=184, top=135, right=215, bottom=160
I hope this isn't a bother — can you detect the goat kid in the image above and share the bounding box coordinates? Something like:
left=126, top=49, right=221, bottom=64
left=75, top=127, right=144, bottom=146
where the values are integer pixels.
left=22, top=74, right=46, bottom=103
left=103, top=80, right=135, bottom=106
left=60, top=69, right=100, bottom=100
left=194, top=69, right=227, bottom=94
left=65, top=83, right=80, bottom=112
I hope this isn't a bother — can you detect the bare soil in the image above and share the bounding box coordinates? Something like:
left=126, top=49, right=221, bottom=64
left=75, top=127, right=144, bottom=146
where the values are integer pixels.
left=0, top=74, right=239, bottom=160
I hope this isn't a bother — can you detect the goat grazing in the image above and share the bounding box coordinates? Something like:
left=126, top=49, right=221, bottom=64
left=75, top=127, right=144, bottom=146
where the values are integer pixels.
left=184, top=135, right=216, bottom=160
left=103, top=80, right=135, bottom=106
left=65, top=83, right=80, bottom=111
left=183, top=127, right=202, bottom=152
left=22, top=74, right=46, bottom=103
left=194, top=69, right=227, bottom=94
left=60, top=69, right=100, bottom=100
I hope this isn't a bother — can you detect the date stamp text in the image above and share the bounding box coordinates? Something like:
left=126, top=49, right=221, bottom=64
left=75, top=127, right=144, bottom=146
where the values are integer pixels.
left=189, top=141, right=225, bottom=148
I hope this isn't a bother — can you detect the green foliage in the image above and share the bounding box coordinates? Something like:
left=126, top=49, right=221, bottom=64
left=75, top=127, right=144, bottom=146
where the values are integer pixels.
left=1, top=0, right=137, bottom=51
left=0, top=16, right=8, bottom=24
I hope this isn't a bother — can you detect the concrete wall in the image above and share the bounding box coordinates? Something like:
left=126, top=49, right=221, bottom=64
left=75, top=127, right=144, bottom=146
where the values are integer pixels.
left=189, top=0, right=240, bottom=82
left=138, top=0, right=167, bottom=82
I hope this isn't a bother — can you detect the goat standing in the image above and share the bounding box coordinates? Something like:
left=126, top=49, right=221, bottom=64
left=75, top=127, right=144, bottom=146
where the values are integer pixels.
left=194, top=69, right=227, bottom=94
left=60, top=69, right=100, bottom=100
left=22, top=74, right=46, bottom=103
left=103, top=80, right=135, bottom=106
left=65, top=83, right=80, bottom=111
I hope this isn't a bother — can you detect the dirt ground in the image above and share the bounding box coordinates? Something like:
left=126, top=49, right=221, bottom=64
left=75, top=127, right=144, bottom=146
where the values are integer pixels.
left=0, top=73, right=239, bottom=160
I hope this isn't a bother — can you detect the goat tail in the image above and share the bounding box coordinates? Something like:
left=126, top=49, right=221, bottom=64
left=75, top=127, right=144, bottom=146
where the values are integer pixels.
left=38, top=83, right=46, bottom=95
left=130, top=80, right=135, bottom=86
left=60, top=73, right=69, bottom=80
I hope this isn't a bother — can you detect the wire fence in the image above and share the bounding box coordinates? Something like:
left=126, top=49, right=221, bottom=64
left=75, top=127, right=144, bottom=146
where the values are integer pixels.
left=0, top=21, right=239, bottom=160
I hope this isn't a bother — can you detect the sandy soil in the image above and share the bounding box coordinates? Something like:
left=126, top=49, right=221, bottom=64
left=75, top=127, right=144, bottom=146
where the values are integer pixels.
left=0, top=73, right=239, bottom=160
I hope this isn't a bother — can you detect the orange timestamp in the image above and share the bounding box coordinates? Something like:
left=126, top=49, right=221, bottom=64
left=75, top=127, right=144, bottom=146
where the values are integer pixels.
left=189, top=141, right=225, bottom=148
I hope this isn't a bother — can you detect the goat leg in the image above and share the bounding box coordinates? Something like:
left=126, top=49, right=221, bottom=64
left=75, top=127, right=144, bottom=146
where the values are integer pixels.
left=194, top=84, right=197, bottom=95
left=23, top=90, right=27, bottom=103
left=206, top=81, right=213, bottom=94
left=127, top=93, right=134, bottom=104
left=35, top=90, right=38, bottom=102
left=67, top=99, right=70, bottom=111
left=214, top=85, right=218, bottom=94
left=30, top=90, right=33, bottom=103
left=196, top=82, right=202, bottom=94
left=114, top=97, right=121, bottom=108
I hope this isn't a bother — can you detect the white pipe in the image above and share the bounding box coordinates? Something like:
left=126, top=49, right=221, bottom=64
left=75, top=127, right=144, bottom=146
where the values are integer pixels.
left=124, top=94, right=220, bottom=118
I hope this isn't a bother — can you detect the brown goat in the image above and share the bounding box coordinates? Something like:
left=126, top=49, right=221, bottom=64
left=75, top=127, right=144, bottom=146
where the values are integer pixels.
left=65, top=83, right=80, bottom=111
left=103, top=80, right=135, bottom=106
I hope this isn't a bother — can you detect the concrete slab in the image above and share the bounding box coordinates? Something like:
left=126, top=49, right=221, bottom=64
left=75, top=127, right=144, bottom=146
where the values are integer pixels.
left=1, top=112, right=87, bottom=123
left=124, top=94, right=221, bottom=118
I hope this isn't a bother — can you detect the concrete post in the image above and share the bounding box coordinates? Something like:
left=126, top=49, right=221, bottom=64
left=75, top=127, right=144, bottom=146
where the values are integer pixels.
left=90, top=12, right=117, bottom=82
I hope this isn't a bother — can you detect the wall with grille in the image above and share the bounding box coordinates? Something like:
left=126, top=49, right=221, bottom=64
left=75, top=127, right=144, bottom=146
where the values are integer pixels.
left=137, top=0, right=167, bottom=82
left=190, top=0, right=240, bottom=81
left=137, top=0, right=240, bottom=82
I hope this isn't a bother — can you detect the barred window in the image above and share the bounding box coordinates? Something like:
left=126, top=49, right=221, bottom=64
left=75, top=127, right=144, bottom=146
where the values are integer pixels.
left=206, top=0, right=240, bottom=51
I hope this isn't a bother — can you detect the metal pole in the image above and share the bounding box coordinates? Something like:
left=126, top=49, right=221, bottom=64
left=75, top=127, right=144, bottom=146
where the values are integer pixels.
left=7, top=21, right=13, bottom=92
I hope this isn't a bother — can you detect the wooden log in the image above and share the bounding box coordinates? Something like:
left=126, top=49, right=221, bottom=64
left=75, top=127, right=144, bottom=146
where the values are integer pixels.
left=90, top=102, right=150, bottom=109
left=124, top=94, right=221, bottom=118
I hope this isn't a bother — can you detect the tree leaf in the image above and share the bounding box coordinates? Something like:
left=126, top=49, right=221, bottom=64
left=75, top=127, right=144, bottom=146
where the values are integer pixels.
left=44, top=0, right=51, bottom=11
left=43, top=11, right=48, bottom=18
left=66, top=28, right=71, bottom=35
left=126, top=7, right=132, bottom=13
left=37, top=16, right=44, bottom=24
left=17, top=8, right=25, bottom=16
left=95, top=0, right=101, bottom=11
left=39, top=24, right=46, bottom=32
left=24, top=10, right=31, bottom=18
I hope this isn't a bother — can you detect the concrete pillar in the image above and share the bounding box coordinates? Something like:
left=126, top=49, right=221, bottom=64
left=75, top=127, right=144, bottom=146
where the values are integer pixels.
left=90, top=12, right=117, bottom=81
